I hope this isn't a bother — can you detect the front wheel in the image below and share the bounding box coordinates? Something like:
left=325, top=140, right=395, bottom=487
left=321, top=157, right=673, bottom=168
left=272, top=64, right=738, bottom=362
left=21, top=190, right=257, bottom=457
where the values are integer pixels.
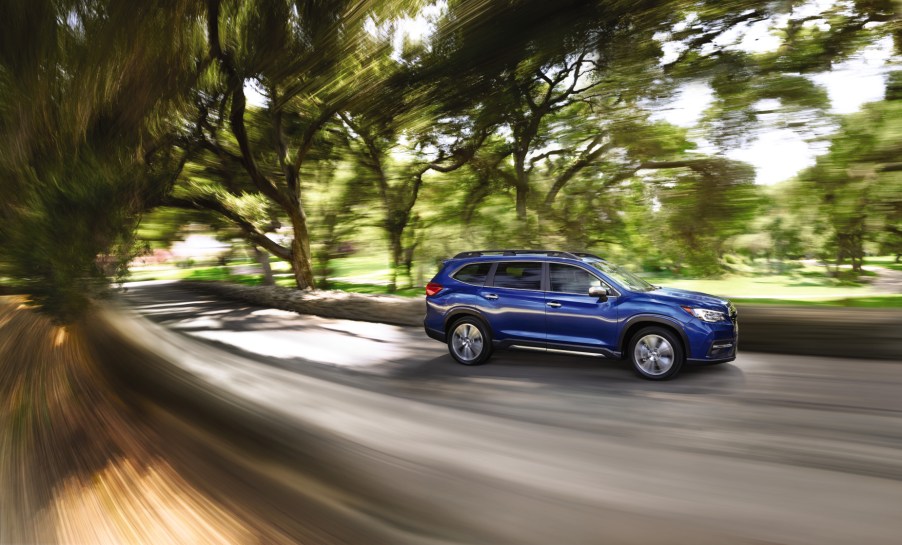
left=628, top=327, right=684, bottom=380
left=447, top=317, right=493, bottom=365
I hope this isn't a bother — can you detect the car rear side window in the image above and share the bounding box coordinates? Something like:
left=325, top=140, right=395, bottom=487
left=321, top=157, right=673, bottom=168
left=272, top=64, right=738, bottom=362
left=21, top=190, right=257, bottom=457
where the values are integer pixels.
left=549, top=263, right=602, bottom=294
left=492, top=262, right=542, bottom=291
left=452, top=263, right=493, bottom=285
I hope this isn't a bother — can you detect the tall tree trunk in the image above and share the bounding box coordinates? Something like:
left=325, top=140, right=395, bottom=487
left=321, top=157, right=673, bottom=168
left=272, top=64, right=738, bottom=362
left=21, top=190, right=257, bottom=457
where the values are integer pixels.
left=403, top=242, right=416, bottom=288
left=511, top=151, right=534, bottom=247
left=514, top=153, right=529, bottom=222
left=253, top=246, right=275, bottom=286
left=288, top=209, right=316, bottom=290
left=388, top=231, right=403, bottom=293
left=515, top=186, right=529, bottom=222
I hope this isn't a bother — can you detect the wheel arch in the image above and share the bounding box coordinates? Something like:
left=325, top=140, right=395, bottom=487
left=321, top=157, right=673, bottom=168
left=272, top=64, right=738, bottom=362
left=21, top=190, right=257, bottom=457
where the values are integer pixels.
left=619, top=315, right=689, bottom=357
left=443, top=307, right=491, bottom=334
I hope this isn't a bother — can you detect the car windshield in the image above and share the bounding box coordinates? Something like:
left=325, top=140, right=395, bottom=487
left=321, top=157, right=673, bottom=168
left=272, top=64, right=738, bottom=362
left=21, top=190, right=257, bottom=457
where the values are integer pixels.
left=587, top=260, right=656, bottom=292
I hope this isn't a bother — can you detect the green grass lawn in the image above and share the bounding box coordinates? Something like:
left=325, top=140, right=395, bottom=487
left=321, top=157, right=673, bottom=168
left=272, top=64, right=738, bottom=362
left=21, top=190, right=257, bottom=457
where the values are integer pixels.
left=327, top=254, right=394, bottom=281
left=865, top=256, right=902, bottom=272
left=730, top=295, right=902, bottom=308
left=641, top=274, right=875, bottom=300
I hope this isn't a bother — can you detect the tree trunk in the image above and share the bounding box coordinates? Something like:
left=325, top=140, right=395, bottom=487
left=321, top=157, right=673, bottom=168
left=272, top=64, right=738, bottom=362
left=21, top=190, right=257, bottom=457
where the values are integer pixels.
left=288, top=209, right=316, bottom=290
left=514, top=153, right=529, bottom=222
left=403, top=243, right=416, bottom=288
left=515, top=186, right=529, bottom=222
left=388, top=231, right=403, bottom=293
left=253, top=246, right=275, bottom=286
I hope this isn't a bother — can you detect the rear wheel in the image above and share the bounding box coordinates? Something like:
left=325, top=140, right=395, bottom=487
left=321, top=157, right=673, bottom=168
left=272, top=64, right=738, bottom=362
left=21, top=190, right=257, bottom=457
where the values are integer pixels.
left=628, top=326, right=684, bottom=380
left=447, top=317, right=493, bottom=365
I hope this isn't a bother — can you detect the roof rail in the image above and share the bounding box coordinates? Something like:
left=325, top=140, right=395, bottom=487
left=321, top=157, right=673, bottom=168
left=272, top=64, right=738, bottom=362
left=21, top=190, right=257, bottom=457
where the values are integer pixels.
left=452, top=249, right=581, bottom=259
left=569, top=251, right=605, bottom=260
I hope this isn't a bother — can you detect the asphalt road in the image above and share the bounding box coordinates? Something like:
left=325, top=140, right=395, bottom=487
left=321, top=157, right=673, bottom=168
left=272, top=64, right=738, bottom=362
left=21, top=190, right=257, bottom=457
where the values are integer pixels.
left=108, top=282, right=902, bottom=545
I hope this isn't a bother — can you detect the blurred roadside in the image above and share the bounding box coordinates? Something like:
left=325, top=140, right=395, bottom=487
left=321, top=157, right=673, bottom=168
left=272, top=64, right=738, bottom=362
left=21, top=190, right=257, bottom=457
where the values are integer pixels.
left=169, top=279, right=902, bottom=361
left=122, top=248, right=902, bottom=307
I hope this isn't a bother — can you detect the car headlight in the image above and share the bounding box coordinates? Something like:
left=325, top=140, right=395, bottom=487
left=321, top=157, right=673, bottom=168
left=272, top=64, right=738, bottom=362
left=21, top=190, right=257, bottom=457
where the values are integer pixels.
left=681, top=306, right=726, bottom=323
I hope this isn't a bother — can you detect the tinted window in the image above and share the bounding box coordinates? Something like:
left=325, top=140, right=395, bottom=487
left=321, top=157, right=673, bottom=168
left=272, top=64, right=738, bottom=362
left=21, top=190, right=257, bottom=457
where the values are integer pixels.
left=587, top=260, right=654, bottom=292
left=452, top=263, right=493, bottom=285
left=492, top=262, right=542, bottom=291
left=549, top=264, right=602, bottom=294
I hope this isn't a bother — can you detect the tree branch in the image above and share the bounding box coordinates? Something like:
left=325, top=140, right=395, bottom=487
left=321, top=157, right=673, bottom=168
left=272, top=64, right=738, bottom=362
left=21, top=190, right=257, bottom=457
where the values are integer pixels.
left=206, top=0, right=288, bottom=210
left=528, top=149, right=568, bottom=172
left=164, top=195, right=291, bottom=261
left=543, top=136, right=612, bottom=207
left=338, top=112, right=391, bottom=208
left=294, top=105, right=340, bottom=173
left=268, top=83, right=300, bottom=198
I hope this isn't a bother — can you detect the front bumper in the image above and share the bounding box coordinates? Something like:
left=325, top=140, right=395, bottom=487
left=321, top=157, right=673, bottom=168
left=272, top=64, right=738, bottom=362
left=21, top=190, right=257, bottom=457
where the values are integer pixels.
left=684, top=315, right=738, bottom=362
left=707, top=338, right=737, bottom=359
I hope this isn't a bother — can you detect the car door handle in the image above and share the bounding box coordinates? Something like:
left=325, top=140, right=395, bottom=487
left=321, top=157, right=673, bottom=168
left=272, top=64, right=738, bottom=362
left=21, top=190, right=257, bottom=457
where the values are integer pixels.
left=483, top=293, right=499, bottom=300
left=547, top=301, right=561, bottom=308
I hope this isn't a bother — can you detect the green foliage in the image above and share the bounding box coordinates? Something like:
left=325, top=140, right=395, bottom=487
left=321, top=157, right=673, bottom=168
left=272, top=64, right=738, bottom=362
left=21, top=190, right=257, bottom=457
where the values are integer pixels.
left=793, top=83, right=902, bottom=272
left=3, top=0, right=899, bottom=319
left=0, top=0, right=202, bottom=320
left=1, top=157, right=145, bottom=320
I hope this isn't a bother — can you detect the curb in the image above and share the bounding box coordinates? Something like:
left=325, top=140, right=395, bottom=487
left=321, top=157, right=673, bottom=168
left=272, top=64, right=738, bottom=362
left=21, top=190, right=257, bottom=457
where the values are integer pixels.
left=176, top=281, right=902, bottom=360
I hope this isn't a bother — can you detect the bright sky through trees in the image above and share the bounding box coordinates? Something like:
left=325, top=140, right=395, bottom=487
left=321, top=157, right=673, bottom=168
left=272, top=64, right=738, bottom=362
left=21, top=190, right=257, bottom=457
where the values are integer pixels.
left=654, top=36, right=895, bottom=185
left=244, top=5, right=895, bottom=186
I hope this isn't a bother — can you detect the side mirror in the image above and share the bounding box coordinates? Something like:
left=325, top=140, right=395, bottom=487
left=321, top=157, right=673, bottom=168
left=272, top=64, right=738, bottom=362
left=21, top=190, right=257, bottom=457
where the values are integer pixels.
left=588, top=286, right=608, bottom=301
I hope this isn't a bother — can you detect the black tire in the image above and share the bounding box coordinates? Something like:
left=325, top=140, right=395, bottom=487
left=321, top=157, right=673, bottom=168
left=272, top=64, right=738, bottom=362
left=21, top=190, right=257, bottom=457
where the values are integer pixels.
left=627, top=326, right=684, bottom=380
left=446, top=317, right=493, bottom=365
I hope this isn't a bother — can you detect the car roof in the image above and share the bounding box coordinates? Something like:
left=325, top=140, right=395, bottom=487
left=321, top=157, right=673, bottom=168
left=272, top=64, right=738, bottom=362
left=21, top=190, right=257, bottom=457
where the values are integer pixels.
left=447, top=253, right=607, bottom=266
left=452, top=250, right=601, bottom=260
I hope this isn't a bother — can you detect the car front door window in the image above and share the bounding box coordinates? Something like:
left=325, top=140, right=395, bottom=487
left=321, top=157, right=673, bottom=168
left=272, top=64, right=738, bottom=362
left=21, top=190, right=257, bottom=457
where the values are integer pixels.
left=549, top=264, right=602, bottom=294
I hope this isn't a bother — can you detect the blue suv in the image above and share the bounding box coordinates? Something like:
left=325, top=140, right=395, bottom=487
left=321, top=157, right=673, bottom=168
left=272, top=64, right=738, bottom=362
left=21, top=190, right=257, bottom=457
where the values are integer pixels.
left=424, top=250, right=738, bottom=380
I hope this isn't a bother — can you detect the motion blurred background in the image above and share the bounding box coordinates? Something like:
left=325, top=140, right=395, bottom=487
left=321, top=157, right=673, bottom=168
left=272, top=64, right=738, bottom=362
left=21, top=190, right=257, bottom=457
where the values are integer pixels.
left=0, top=0, right=900, bottom=310
left=1, top=1, right=901, bottom=544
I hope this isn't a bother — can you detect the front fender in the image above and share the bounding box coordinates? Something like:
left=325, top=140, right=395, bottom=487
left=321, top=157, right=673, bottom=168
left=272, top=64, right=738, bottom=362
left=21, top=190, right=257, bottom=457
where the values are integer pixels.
left=618, top=313, right=691, bottom=354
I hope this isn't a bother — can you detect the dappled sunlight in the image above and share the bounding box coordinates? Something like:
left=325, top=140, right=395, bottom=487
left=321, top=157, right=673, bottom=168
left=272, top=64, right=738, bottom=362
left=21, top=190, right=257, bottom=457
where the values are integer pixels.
left=317, top=319, right=412, bottom=343
left=42, top=457, right=255, bottom=545
left=189, top=327, right=414, bottom=368
left=0, top=298, right=295, bottom=544
left=123, top=285, right=434, bottom=373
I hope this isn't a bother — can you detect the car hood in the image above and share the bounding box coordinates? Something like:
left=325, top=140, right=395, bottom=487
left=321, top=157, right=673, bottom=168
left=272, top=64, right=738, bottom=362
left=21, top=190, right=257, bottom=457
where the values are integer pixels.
left=646, top=287, right=730, bottom=310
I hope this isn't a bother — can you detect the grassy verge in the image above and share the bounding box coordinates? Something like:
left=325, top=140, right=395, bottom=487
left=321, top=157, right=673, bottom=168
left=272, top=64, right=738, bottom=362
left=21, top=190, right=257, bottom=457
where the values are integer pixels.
left=162, top=265, right=426, bottom=297
left=641, top=272, right=874, bottom=300
left=731, top=295, right=902, bottom=308
left=865, top=256, right=902, bottom=272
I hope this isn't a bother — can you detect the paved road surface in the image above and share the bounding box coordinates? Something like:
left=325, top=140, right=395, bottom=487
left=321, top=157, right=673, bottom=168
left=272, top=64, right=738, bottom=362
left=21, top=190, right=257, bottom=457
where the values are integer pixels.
left=110, top=282, right=902, bottom=545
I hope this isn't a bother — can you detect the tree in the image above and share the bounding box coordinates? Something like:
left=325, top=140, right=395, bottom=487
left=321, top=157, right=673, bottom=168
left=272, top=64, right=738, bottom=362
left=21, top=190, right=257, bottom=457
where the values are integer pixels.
left=796, top=72, right=902, bottom=273
left=167, top=0, right=417, bottom=289
left=337, top=110, right=486, bottom=291
left=421, top=1, right=834, bottom=248
left=3, top=0, right=899, bottom=318
left=0, top=0, right=202, bottom=319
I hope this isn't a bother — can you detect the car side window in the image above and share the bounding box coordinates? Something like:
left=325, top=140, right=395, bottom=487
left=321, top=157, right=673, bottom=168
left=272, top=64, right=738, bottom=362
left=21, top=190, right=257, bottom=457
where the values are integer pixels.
left=492, top=262, right=543, bottom=291
left=549, top=264, right=602, bottom=294
left=452, top=263, right=493, bottom=285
